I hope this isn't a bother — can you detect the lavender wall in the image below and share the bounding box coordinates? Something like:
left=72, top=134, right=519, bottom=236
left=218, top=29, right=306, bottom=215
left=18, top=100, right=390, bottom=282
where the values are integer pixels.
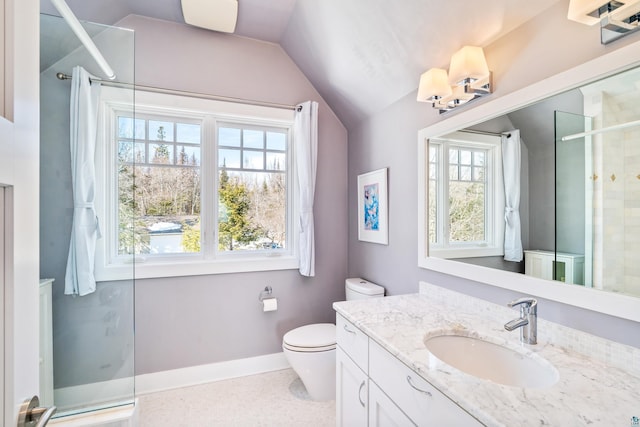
left=347, top=1, right=640, bottom=348
left=117, top=15, right=349, bottom=375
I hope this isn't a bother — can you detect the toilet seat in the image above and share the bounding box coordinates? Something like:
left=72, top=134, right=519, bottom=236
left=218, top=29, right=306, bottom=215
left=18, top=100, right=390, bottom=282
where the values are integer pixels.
left=283, top=323, right=336, bottom=353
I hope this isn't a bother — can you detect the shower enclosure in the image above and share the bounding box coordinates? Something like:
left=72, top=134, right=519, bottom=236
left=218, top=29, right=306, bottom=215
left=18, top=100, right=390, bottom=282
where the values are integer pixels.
left=39, top=13, right=136, bottom=418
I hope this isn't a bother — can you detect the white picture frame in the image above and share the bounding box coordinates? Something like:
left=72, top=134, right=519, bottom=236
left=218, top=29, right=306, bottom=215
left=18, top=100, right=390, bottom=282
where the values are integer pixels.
left=357, top=168, right=389, bottom=245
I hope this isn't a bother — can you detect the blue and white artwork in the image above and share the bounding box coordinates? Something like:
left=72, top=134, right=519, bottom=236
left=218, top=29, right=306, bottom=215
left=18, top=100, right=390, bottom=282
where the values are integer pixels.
left=364, top=183, right=380, bottom=231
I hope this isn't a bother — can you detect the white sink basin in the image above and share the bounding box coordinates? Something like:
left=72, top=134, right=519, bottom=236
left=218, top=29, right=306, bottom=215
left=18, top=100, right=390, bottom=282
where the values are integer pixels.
left=425, top=334, right=559, bottom=389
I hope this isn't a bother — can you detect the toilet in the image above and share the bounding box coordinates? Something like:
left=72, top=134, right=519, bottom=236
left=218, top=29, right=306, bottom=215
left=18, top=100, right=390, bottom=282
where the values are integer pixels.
left=282, top=278, right=385, bottom=401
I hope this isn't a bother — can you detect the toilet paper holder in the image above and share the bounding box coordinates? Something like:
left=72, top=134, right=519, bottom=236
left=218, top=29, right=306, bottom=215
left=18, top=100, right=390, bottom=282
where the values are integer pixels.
left=258, top=286, right=273, bottom=302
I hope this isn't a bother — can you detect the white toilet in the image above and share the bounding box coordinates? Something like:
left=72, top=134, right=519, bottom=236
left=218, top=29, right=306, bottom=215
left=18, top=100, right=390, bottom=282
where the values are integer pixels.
left=282, top=278, right=385, bottom=401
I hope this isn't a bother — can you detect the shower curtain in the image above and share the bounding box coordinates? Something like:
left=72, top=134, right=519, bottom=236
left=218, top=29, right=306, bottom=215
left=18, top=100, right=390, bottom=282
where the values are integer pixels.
left=65, top=66, right=102, bottom=296
left=502, top=130, right=523, bottom=262
left=294, top=101, right=318, bottom=277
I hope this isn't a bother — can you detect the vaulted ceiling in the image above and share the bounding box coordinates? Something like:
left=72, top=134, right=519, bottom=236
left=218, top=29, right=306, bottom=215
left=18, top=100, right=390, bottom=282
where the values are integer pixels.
left=40, top=0, right=562, bottom=129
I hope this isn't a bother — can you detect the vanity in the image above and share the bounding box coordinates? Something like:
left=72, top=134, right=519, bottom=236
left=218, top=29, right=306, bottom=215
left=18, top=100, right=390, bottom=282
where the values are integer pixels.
left=333, top=282, right=640, bottom=426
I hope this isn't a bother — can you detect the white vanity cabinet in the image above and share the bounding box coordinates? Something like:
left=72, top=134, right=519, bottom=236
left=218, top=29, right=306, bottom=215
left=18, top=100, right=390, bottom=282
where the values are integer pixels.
left=336, top=315, right=369, bottom=426
left=336, top=314, right=482, bottom=426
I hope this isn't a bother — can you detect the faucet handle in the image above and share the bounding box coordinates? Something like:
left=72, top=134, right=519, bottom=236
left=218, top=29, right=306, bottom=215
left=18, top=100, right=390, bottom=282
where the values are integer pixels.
left=507, top=297, right=537, bottom=314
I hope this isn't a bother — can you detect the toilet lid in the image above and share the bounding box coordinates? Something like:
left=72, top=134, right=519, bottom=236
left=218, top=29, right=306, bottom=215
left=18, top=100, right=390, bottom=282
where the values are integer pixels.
left=283, top=323, right=336, bottom=349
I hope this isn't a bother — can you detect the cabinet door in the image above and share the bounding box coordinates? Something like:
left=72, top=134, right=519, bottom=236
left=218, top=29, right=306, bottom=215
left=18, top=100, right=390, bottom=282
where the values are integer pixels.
left=369, top=341, right=482, bottom=426
left=369, top=381, right=415, bottom=427
left=337, top=346, right=368, bottom=427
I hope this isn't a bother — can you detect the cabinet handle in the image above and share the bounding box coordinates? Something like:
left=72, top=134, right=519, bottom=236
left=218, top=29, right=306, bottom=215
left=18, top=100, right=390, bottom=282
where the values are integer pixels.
left=406, top=375, right=432, bottom=397
left=343, top=324, right=357, bottom=334
left=358, top=380, right=366, bottom=407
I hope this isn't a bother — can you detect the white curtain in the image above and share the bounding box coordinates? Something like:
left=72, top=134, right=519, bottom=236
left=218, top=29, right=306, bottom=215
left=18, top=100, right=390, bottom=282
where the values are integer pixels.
left=502, top=130, right=523, bottom=262
left=65, top=66, right=102, bottom=296
left=294, top=101, right=319, bottom=277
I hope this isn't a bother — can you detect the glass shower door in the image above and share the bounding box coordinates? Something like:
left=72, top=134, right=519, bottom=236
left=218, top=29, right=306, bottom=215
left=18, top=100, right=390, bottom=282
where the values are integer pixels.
left=554, top=110, right=592, bottom=287
left=40, top=13, right=135, bottom=417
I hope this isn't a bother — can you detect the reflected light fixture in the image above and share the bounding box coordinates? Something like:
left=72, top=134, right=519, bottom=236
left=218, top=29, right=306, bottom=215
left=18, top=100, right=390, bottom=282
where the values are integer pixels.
left=417, top=46, right=492, bottom=114
left=567, top=0, right=640, bottom=43
left=181, top=0, right=239, bottom=33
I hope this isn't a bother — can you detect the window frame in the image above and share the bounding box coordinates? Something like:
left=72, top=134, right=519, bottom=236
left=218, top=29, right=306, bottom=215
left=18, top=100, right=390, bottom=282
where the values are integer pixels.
left=95, top=87, right=299, bottom=281
left=427, top=131, right=505, bottom=259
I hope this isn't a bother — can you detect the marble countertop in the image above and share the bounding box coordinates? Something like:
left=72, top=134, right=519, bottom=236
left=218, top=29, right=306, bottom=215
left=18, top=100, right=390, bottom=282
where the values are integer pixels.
left=333, top=282, right=640, bottom=427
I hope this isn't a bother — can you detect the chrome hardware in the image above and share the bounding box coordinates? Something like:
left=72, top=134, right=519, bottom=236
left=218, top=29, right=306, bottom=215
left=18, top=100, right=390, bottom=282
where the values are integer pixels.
left=358, top=380, right=366, bottom=407
left=343, top=324, right=357, bottom=334
left=258, top=286, right=272, bottom=302
left=505, top=297, right=538, bottom=345
left=18, top=396, right=57, bottom=427
left=406, top=376, right=432, bottom=396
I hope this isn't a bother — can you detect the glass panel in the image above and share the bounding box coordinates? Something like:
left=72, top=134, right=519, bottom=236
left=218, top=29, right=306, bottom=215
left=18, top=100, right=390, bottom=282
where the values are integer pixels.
left=177, top=145, right=201, bottom=166
left=40, top=13, right=136, bottom=417
left=460, top=166, right=472, bottom=181
left=554, top=110, right=590, bottom=286
left=474, top=151, right=485, bottom=166
left=218, top=171, right=287, bottom=251
left=266, top=131, right=286, bottom=150
left=176, top=123, right=201, bottom=143
left=150, top=143, right=174, bottom=164
left=553, top=261, right=567, bottom=282
left=243, top=150, right=264, bottom=169
left=149, top=120, right=175, bottom=142
left=266, top=152, right=286, bottom=170
left=449, top=165, right=458, bottom=180
left=449, top=181, right=485, bottom=242
left=244, top=129, right=264, bottom=149
left=449, top=149, right=458, bottom=164
left=428, top=179, right=437, bottom=244
left=460, top=150, right=472, bottom=165
left=219, top=148, right=241, bottom=168
left=219, top=127, right=241, bottom=147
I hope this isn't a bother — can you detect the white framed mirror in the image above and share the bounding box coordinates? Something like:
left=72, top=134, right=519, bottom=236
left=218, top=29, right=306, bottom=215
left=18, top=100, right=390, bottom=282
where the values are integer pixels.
left=418, top=39, right=640, bottom=322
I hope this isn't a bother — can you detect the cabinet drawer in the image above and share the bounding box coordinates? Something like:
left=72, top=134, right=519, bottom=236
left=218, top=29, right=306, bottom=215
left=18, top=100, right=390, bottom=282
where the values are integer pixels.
left=369, top=340, right=482, bottom=426
left=336, top=314, right=369, bottom=372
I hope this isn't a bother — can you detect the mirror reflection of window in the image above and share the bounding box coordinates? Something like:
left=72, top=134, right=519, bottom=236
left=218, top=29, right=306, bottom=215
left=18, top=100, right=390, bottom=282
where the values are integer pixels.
left=428, top=132, right=505, bottom=259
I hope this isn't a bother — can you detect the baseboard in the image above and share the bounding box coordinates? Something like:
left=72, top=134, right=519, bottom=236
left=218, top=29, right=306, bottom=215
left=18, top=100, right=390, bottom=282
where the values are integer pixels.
left=135, top=352, right=290, bottom=395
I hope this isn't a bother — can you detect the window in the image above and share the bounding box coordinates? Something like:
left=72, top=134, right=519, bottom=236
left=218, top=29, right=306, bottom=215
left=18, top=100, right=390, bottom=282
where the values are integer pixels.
left=428, top=131, right=504, bottom=258
left=96, top=88, right=298, bottom=280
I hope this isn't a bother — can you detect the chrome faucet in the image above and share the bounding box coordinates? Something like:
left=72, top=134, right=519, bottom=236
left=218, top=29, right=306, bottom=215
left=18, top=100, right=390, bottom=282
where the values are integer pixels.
left=504, top=297, right=537, bottom=345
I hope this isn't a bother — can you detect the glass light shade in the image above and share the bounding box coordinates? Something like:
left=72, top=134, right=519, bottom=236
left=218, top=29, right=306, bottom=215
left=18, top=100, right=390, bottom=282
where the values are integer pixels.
left=417, top=68, right=452, bottom=102
left=567, top=0, right=609, bottom=25
left=448, top=46, right=490, bottom=86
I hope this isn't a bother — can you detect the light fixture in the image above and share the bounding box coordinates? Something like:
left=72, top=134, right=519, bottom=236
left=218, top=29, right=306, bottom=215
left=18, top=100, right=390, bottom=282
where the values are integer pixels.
left=567, top=0, right=640, bottom=43
left=50, top=0, right=116, bottom=80
left=417, top=46, right=492, bottom=114
left=181, top=0, right=239, bottom=33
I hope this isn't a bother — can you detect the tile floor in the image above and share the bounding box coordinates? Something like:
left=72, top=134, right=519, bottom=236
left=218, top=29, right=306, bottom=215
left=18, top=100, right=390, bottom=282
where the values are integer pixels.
left=137, top=369, right=336, bottom=426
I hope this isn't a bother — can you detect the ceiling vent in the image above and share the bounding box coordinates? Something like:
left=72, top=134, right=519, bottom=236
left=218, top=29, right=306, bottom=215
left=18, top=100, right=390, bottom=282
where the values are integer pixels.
left=181, top=0, right=238, bottom=33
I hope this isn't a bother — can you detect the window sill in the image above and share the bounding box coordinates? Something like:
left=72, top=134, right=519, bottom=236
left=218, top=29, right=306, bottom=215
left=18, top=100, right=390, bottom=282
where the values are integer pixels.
left=95, top=255, right=299, bottom=281
left=428, top=247, right=504, bottom=259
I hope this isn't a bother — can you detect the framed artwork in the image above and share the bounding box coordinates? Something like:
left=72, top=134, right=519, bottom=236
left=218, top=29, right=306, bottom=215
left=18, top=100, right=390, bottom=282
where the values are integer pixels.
left=357, top=168, right=388, bottom=245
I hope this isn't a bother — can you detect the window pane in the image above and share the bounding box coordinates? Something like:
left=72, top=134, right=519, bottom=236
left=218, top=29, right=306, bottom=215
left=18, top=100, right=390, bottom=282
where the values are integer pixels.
left=119, top=141, right=134, bottom=163
left=449, top=181, right=485, bottom=242
left=460, top=150, right=472, bottom=165
left=449, top=149, right=458, bottom=164
left=177, top=123, right=201, bottom=143
left=134, top=142, right=146, bottom=162
left=428, top=179, right=437, bottom=244
left=177, top=145, right=201, bottom=166
left=266, top=152, right=286, bottom=171
left=460, top=166, right=472, bottom=181
left=118, top=117, right=146, bottom=139
left=244, top=129, right=264, bottom=149
left=473, top=166, right=484, bottom=182
left=149, top=121, right=175, bottom=142
left=266, top=132, right=286, bottom=151
left=219, top=127, right=241, bottom=147
left=243, top=150, right=264, bottom=169
left=150, top=143, right=174, bottom=164
left=218, top=171, right=286, bottom=252
left=429, top=146, right=438, bottom=163
left=119, top=159, right=201, bottom=256
left=474, top=152, right=485, bottom=166
left=219, top=149, right=241, bottom=168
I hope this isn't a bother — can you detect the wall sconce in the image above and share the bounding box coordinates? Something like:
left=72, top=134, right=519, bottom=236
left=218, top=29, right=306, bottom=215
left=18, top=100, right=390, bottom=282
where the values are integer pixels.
left=567, top=0, right=640, bottom=44
left=417, top=46, right=492, bottom=114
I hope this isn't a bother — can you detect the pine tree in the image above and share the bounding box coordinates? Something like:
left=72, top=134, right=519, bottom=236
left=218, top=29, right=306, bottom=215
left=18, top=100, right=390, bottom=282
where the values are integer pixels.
left=218, top=167, right=261, bottom=250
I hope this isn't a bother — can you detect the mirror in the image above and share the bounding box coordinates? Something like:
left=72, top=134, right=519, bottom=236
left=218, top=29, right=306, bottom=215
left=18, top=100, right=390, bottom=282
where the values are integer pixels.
left=418, top=42, right=640, bottom=321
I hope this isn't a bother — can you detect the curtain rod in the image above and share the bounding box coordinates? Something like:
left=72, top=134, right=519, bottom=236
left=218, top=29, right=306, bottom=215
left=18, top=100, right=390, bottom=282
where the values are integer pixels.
left=561, top=118, right=640, bottom=142
left=56, top=72, right=301, bottom=112
left=460, top=129, right=512, bottom=138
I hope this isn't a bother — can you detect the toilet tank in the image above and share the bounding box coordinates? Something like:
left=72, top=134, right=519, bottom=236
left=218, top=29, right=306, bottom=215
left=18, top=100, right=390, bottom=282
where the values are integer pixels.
left=345, top=278, right=385, bottom=300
